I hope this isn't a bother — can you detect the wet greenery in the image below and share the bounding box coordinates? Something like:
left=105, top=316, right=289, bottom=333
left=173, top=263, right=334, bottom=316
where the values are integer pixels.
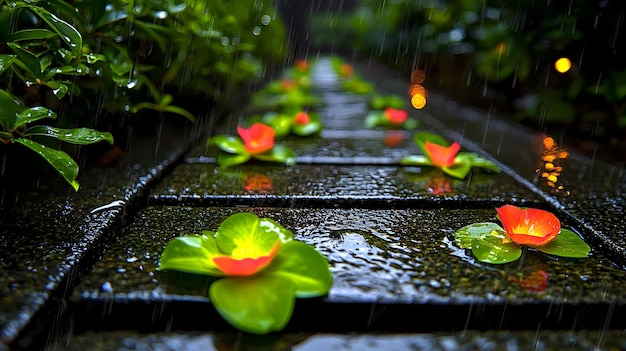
left=0, top=0, right=286, bottom=189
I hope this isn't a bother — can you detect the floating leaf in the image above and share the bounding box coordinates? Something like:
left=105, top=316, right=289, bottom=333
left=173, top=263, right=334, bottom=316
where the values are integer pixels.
left=266, top=241, right=333, bottom=297
left=210, top=275, right=294, bottom=335
left=209, top=135, right=248, bottom=154
left=216, top=153, right=250, bottom=167
left=253, top=144, right=296, bottom=165
left=530, top=229, right=591, bottom=258
left=158, top=235, right=224, bottom=276
left=472, top=235, right=522, bottom=264
left=454, top=222, right=505, bottom=249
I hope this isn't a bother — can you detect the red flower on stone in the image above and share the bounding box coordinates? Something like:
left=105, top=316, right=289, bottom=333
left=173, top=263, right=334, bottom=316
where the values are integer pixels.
left=237, top=124, right=275, bottom=154
left=294, top=112, right=311, bottom=125
left=496, top=205, right=561, bottom=246
left=212, top=241, right=281, bottom=277
left=424, top=141, right=460, bottom=167
left=384, top=107, right=408, bottom=124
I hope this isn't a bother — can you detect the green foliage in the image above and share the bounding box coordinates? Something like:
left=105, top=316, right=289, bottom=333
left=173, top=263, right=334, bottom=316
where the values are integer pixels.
left=159, top=213, right=333, bottom=335
left=0, top=0, right=286, bottom=189
left=209, top=135, right=296, bottom=167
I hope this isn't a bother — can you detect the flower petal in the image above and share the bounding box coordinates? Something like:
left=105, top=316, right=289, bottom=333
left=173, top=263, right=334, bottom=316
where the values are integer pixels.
left=496, top=205, right=561, bottom=246
left=425, top=141, right=461, bottom=167
left=213, top=241, right=280, bottom=277
left=384, top=108, right=408, bottom=124
left=237, top=123, right=275, bottom=154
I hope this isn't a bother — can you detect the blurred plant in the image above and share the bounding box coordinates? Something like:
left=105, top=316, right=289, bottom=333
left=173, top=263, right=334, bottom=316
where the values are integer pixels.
left=250, top=110, right=323, bottom=138
left=158, top=212, right=333, bottom=334
left=365, top=107, right=417, bottom=130
left=1, top=0, right=286, bottom=188
left=401, top=132, right=500, bottom=179
left=209, top=123, right=296, bottom=167
left=454, top=205, right=591, bottom=264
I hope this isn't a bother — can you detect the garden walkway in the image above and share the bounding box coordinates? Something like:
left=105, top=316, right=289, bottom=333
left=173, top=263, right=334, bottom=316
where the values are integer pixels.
left=1, top=56, right=625, bottom=350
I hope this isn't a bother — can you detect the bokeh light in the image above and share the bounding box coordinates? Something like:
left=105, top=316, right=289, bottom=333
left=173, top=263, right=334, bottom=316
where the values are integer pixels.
left=408, top=83, right=427, bottom=109
left=411, top=69, right=425, bottom=84
left=554, top=57, right=572, bottom=73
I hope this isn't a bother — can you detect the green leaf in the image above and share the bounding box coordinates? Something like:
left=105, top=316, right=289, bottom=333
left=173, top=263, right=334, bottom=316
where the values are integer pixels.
left=265, top=241, right=332, bottom=297
left=454, top=222, right=505, bottom=249
left=25, top=126, right=114, bottom=145
left=0, top=55, right=15, bottom=76
left=158, top=235, right=224, bottom=276
left=364, top=111, right=385, bottom=129
left=530, top=229, right=591, bottom=258
left=13, top=138, right=79, bottom=191
left=264, top=113, right=292, bottom=138
left=9, top=29, right=57, bottom=42
left=472, top=235, right=522, bottom=264
left=209, top=135, right=248, bottom=154
left=414, top=131, right=449, bottom=156
left=209, top=275, right=294, bottom=334
left=217, top=153, right=250, bottom=167
left=8, top=43, right=43, bottom=79
left=161, top=105, right=197, bottom=123
left=253, top=145, right=296, bottom=165
left=215, top=213, right=283, bottom=258
left=30, top=6, right=82, bottom=55
left=402, top=119, right=419, bottom=130
left=0, top=89, right=22, bottom=131
left=13, top=107, right=56, bottom=130
left=400, top=154, right=433, bottom=166
left=441, top=161, right=472, bottom=179
left=459, top=153, right=501, bottom=173
left=292, top=119, right=323, bottom=136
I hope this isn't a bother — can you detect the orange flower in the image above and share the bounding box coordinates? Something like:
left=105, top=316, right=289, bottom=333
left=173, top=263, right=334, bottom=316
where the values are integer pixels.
left=496, top=205, right=561, bottom=246
left=384, top=107, right=408, bottom=124
left=212, top=241, right=280, bottom=277
left=425, top=141, right=460, bottom=167
left=237, top=124, right=275, bottom=154
left=294, top=112, right=311, bottom=125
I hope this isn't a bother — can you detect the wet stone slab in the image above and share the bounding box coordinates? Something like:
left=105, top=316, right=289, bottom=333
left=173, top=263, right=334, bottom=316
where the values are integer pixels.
left=149, top=164, right=541, bottom=208
left=72, top=206, right=625, bottom=332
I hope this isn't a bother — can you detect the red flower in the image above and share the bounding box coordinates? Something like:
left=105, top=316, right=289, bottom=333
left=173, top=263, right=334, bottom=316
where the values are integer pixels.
left=496, top=205, right=561, bottom=246
left=425, top=141, right=460, bottom=167
left=384, top=108, right=408, bottom=124
left=280, top=79, right=295, bottom=91
left=237, top=124, right=275, bottom=154
left=294, top=112, right=311, bottom=125
left=212, top=241, right=280, bottom=277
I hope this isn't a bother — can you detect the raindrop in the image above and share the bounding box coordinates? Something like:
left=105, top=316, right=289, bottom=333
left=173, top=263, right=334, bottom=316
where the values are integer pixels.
left=261, top=14, right=271, bottom=25
left=154, top=11, right=167, bottom=20
left=252, top=26, right=261, bottom=36
left=100, top=281, right=113, bottom=293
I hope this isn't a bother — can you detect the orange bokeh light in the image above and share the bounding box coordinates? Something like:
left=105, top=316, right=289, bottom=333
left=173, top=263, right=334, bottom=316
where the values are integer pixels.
left=411, top=69, right=425, bottom=84
left=554, top=57, right=572, bottom=73
left=411, top=94, right=427, bottom=109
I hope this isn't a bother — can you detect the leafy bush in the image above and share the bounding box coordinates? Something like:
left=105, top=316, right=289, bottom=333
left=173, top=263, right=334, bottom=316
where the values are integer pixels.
left=0, top=0, right=286, bottom=190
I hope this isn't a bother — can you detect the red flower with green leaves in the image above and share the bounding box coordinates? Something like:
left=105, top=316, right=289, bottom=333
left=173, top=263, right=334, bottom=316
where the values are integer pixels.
left=424, top=141, right=460, bottom=167
left=237, top=123, right=275, bottom=154
left=384, top=107, right=408, bottom=124
left=496, top=205, right=561, bottom=246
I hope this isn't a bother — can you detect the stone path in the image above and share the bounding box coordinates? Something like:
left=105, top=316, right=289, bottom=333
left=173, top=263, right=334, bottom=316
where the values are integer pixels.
left=1, top=57, right=625, bottom=350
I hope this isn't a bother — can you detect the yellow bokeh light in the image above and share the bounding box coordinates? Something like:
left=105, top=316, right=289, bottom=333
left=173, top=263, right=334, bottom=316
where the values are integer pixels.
left=411, top=94, right=427, bottom=109
left=554, top=57, right=572, bottom=73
